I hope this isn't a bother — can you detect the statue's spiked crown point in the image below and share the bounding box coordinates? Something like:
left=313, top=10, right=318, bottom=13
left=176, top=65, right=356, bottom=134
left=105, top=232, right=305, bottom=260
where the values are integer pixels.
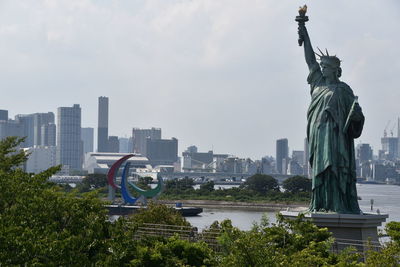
left=315, top=47, right=341, bottom=67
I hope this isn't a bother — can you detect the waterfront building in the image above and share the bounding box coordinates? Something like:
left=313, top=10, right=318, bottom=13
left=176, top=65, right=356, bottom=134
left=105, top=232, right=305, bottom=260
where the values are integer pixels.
left=357, top=143, right=373, bottom=162
left=182, top=146, right=214, bottom=172
left=97, top=96, right=109, bottom=152
left=57, top=104, right=82, bottom=171
left=81, top=127, right=94, bottom=154
left=276, top=138, right=289, bottom=174
left=25, top=146, right=57, bottom=174
left=83, top=152, right=150, bottom=174
left=132, top=127, right=161, bottom=156
left=146, top=137, right=178, bottom=166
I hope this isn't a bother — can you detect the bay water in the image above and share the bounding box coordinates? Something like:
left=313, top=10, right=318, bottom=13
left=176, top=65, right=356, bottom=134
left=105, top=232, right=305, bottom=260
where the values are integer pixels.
left=186, top=184, right=400, bottom=230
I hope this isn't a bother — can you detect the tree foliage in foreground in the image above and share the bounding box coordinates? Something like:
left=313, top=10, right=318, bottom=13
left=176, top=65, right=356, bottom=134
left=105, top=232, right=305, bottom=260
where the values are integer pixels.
left=1, top=136, right=400, bottom=266
left=0, top=137, right=111, bottom=265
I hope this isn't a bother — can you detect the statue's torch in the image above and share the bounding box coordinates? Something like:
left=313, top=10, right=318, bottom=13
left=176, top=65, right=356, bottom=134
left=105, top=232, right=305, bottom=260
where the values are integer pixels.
left=295, top=5, right=309, bottom=46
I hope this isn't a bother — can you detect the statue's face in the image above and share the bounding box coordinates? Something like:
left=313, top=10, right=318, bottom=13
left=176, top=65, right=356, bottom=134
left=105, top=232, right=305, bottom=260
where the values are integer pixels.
left=320, top=61, right=338, bottom=78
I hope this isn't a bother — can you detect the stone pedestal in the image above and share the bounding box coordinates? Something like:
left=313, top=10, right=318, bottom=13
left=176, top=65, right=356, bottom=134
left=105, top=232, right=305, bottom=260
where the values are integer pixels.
left=281, top=211, right=388, bottom=252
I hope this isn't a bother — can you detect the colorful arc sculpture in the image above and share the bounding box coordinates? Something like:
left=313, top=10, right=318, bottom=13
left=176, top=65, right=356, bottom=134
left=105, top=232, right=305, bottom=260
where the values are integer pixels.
left=107, top=154, right=163, bottom=204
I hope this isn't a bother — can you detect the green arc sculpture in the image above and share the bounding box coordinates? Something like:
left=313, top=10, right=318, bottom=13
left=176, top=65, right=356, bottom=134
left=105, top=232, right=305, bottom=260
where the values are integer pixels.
left=296, top=5, right=364, bottom=214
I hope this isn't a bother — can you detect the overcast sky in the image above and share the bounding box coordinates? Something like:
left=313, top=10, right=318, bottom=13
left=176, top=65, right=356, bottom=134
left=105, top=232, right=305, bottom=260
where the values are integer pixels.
left=0, top=0, right=399, bottom=159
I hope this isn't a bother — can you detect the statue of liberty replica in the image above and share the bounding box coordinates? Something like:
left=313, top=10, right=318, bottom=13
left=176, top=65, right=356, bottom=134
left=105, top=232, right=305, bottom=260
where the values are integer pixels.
left=296, top=6, right=364, bottom=214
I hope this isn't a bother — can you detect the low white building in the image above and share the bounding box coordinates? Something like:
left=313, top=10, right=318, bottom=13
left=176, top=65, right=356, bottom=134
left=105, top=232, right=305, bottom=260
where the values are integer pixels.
left=83, top=152, right=151, bottom=174
left=25, top=146, right=57, bottom=174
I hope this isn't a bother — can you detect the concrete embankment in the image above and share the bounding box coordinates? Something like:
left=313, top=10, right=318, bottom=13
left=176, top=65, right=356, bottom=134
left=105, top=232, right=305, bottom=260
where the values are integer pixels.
left=159, top=200, right=307, bottom=212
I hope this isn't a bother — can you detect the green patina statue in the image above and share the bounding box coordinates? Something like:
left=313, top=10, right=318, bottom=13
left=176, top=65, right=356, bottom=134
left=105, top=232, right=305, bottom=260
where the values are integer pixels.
left=296, top=6, right=364, bottom=214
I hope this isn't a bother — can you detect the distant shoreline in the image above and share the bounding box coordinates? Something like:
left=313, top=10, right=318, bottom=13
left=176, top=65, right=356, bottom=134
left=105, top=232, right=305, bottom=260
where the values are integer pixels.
left=158, top=200, right=308, bottom=212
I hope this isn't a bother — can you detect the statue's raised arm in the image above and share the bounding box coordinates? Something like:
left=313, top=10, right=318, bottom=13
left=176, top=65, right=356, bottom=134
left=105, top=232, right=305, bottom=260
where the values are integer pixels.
left=295, top=5, right=317, bottom=70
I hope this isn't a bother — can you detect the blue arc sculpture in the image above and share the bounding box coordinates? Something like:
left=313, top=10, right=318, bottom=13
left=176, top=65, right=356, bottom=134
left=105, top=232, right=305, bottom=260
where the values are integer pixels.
left=107, top=154, right=163, bottom=204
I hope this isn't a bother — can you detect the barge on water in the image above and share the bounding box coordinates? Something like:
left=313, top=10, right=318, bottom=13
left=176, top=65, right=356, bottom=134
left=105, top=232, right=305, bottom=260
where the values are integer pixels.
left=106, top=204, right=203, bottom=217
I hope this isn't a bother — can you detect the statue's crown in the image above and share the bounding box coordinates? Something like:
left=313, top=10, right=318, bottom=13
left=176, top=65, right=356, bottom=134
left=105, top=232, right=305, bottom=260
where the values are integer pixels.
left=315, top=47, right=341, bottom=67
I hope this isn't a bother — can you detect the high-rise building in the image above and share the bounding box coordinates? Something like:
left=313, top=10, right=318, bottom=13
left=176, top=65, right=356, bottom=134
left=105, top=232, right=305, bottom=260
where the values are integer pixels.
left=108, top=136, right=120, bottom=153
left=97, top=96, right=109, bottom=152
left=0, top=109, right=8, bottom=121
left=276, top=138, right=288, bottom=174
left=381, top=136, right=398, bottom=161
left=0, top=119, right=23, bottom=141
left=146, top=137, right=178, bottom=166
left=33, top=112, right=55, bottom=146
left=15, top=114, right=35, bottom=147
left=356, top=144, right=373, bottom=163
left=14, top=112, right=55, bottom=147
left=81, top=127, right=94, bottom=154
left=57, top=104, right=82, bottom=171
left=292, top=150, right=304, bottom=165
left=118, top=137, right=132, bottom=153
left=132, top=127, right=161, bottom=156
left=41, top=123, right=56, bottom=146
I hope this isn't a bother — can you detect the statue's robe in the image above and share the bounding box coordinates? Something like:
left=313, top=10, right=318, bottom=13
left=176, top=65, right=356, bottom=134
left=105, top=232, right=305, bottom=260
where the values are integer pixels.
left=307, top=63, right=364, bottom=214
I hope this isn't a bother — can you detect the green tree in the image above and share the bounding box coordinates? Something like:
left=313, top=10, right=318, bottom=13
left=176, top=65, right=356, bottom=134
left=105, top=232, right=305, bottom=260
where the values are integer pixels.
left=165, top=177, right=195, bottom=192
left=200, top=180, right=215, bottom=192
left=241, top=174, right=280, bottom=194
left=0, top=137, right=112, bottom=265
left=130, top=202, right=190, bottom=227
left=283, top=176, right=312, bottom=193
left=217, top=214, right=360, bottom=266
left=0, top=136, right=28, bottom=172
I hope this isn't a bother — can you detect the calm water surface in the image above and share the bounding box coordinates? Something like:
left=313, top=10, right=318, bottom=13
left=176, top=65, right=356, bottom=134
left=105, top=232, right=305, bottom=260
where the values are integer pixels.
left=186, top=184, right=400, bottom=230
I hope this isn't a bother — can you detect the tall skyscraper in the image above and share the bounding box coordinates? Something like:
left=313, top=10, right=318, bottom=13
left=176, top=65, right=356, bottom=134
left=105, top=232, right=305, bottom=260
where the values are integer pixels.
left=132, top=127, right=161, bottom=156
left=276, top=138, right=289, bottom=174
left=57, top=104, right=82, bottom=171
left=97, top=96, right=109, bottom=152
left=81, top=127, right=94, bottom=154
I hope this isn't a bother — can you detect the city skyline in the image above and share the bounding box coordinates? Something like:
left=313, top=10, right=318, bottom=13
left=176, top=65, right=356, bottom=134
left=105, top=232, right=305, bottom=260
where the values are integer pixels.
left=0, top=1, right=399, bottom=157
